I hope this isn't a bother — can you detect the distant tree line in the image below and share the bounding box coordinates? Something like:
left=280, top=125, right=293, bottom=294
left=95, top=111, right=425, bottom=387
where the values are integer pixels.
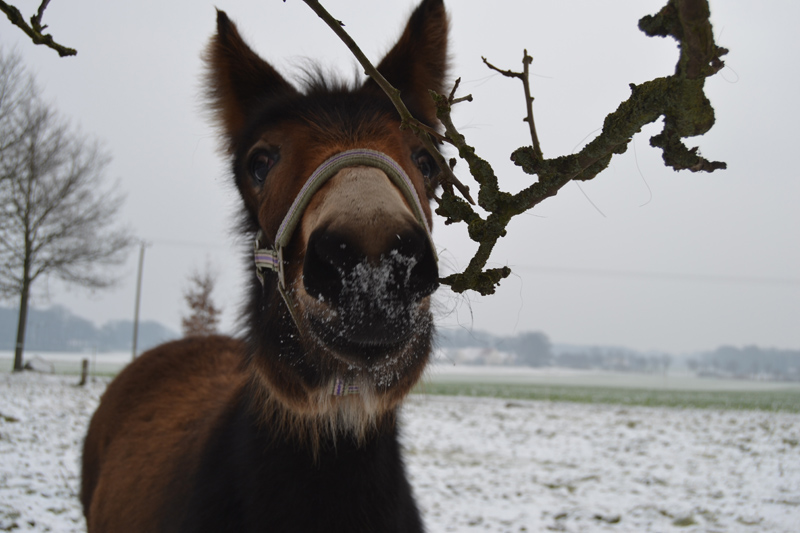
left=688, top=346, right=800, bottom=382
left=437, top=329, right=800, bottom=381
left=436, top=329, right=552, bottom=366
left=554, top=348, right=672, bottom=374
left=0, top=305, right=176, bottom=353
left=437, top=329, right=672, bottom=372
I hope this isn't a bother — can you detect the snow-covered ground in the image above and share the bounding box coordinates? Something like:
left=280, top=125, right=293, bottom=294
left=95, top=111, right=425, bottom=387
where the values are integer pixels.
left=0, top=373, right=104, bottom=532
left=1, top=372, right=799, bottom=532
left=404, top=395, right=800, bottom=532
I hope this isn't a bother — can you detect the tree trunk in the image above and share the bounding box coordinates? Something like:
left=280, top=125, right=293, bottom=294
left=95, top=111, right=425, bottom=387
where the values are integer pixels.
left=12, top=273, right=31, bottom=372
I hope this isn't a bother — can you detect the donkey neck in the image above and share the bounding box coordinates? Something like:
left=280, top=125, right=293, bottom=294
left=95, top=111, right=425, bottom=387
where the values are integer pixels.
left=174, top=381, right=423, bottom=533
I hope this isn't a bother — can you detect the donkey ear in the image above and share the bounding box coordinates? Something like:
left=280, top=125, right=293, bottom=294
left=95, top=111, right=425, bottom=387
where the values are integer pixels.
left=205, top=10, right=298, bottom=150
left=365, top=0, right=449, bottom=125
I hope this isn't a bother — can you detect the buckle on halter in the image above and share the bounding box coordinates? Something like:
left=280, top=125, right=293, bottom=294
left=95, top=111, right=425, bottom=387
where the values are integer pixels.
left=253, top=230, right=283, bottom=289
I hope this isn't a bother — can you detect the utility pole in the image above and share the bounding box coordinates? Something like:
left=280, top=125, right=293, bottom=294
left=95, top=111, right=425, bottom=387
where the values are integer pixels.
left=131, top=241, right=147, bottom=361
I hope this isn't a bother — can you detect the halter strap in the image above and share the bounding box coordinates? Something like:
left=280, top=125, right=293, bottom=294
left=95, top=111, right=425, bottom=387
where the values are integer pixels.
left=254, top=148, right=436, bottom=291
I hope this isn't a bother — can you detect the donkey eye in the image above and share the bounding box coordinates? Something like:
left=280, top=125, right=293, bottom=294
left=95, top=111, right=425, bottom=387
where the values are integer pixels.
left=414, top=151, right=439, bottom=181
left=249, top=151, right=277, bottom=184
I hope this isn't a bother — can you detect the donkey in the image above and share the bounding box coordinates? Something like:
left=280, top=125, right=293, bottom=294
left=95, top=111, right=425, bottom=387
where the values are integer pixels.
left=80, top=1, right=447, bottom=531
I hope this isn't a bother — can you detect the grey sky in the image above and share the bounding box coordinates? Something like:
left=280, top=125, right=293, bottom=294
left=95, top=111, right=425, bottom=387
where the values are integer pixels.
left=2, top=0, right=798, bottom=354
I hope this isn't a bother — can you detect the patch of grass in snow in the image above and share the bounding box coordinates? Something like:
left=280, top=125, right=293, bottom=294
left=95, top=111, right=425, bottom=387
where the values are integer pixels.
left=672, top=515, right=697, bottom=527
left=414, top=382, right=800, bottom=412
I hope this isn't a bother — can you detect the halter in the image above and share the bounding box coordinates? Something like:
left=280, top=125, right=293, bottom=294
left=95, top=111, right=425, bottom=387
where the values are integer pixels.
left=253, top=148, right=437, bottom=335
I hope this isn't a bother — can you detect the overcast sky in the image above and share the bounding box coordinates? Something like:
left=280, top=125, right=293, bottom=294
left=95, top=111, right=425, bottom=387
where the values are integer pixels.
left=2, top=0, right=798, bottom=354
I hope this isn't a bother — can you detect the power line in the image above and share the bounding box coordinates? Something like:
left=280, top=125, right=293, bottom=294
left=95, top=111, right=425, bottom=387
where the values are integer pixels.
left=511, top=265, right=800, bottom=287
left=148, top=239, right=234, bottom=250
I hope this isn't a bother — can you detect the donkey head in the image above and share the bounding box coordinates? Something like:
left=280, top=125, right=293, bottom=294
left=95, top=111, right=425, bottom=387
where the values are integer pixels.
left=205, top=0, right=448, bottom=429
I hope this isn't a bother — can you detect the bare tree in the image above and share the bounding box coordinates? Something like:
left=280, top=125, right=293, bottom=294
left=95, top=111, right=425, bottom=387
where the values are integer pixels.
left=0, top=48, right=134, bottom=371
left=181, top=263, right=222, bottom=337
left=0, top=51, right=33, bottom=185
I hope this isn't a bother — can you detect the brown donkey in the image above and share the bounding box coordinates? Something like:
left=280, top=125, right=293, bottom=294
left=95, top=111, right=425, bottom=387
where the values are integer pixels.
left=81, top=1, right=447, bottom=531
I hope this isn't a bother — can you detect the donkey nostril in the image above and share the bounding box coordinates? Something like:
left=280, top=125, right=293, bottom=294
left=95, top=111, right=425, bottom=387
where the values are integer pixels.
left=392, top=227, right=438, bottom=301
left=303, top=230, right=357, bottom=305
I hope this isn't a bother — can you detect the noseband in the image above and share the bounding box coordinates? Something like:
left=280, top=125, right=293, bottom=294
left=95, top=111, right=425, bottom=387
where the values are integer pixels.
left=254, top=149, right=437, bottom=327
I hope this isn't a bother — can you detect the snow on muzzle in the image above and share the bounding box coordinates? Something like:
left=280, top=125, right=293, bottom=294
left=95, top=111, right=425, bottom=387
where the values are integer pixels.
left=300, top=164, right=438, bottom=356
left=303, top=223, right=438, bottom=352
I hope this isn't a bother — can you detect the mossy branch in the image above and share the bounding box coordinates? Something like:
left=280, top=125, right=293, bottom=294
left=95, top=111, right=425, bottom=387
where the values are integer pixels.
left=0, top=1, right=76, bottom=57
left=302, top=0, right=727, bottom=296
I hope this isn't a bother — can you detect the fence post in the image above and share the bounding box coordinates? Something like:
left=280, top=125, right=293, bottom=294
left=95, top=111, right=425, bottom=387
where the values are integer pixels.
left=78, top=358, right=89, bottom=387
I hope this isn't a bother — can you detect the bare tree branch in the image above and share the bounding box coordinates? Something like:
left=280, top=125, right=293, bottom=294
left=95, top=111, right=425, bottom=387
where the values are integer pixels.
left=0, top=0, right=76, bottom=57
left=301, top=0, right=727, bottom=296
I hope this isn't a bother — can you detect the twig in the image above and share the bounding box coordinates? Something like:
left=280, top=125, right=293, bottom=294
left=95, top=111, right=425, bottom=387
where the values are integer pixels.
left=0, top=0, right=76, bottom=57
left=446, top=78, right=473, bottom=106
left=301, top=0, right=474, bottom=204
left=483, top=51, right=542, bottom=159
left=32, top=0, right=51, bottom=28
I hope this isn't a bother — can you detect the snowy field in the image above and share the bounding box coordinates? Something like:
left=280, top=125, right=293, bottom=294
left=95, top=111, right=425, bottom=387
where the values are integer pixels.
left=1, top=372, right=799, bottom=532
